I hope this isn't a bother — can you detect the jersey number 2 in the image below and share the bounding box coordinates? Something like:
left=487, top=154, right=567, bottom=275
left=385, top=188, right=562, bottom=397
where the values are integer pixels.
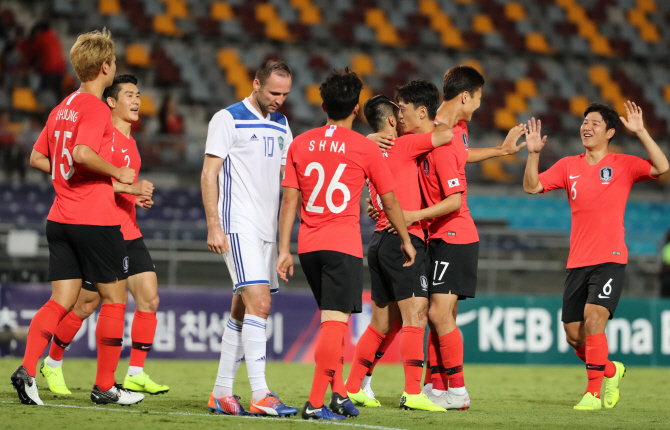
left=52, top=130, right=74, bottom=181
left=304, top=162, right=350, bottom=214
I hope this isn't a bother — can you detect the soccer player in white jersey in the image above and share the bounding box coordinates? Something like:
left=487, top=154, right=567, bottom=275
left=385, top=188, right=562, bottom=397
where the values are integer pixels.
left=201, top=60, right=298, bottom=417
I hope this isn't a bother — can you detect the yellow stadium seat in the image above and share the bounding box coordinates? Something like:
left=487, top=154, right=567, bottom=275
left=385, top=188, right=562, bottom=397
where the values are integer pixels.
left=352, top=54, right=375, bottom=76
left=154, top=14, right=179, bottom=36
left=588, top=66, right=609, bottom=85
left=627, top=9, right=646, bottom=26
left=663, top=85, right=670, bottom=103
left=418, top=0, right=441, bottom=16
left=569, top=95, right=590, bottom=116
left=306, top=84, right=322, bottom=105
left=163, top=0, right=188, bottom=18
left=376, top=25, right=401, bottom=46
left=429, top=14, right=451, bottom=32
left=256, top=3, right=277, bottom=22
left=441, top=27, right=465, bottom=49
left=516, top=78, right=538, bottom=98
left=225, top=65, right=249, bottom=85
left=481, top=159, right=515, bottom=183
left=299, top=5, right=321, bottom=25
left=265, top=20, right=291, bottom=41
left=472, top=14, right=495, bottom=34
left=504, top=2, right=526, bottom=21
left=12, top=88, right=39, bottom=112
left=640, top=25, right=660, bottom=43
left=99, top=0, right=121, bottom=15
left=138, top=94, right=157, bottom=116
left=359, top=86, right=373, bottom=109
left=601, top=82, right=623, bottom=102
left=494, top=108, right=518, bottom=130
left=637, top=0, right=657, bottom=12
left=217, top=48, right=240, bottom=69
left=126, top=44, right=152, bottom=67
left=589, top=35, right=612, bottom=56
left=234, top=81, right=254, bottom=101
left=210, top=2, right=233, bottom=21
left=290, top=0, right=310, bottom=7
left=505, top=93, right=527, bottom=114
left=365, top=9, right=388, bottom=28
left=525, top=32, right=551, bottom=53
left=577, top=21, right=598, bottom=39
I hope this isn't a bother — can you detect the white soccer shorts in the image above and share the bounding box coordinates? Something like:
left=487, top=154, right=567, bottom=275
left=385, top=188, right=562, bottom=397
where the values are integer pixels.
left=223, top=232, right=279, bottom=294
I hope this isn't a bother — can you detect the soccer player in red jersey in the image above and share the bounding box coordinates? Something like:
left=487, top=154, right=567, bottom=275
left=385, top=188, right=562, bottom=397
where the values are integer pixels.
left=277, top=68, right=416, bottom=420
left=40, top=74, right=169, bottom=396
left=523, top=102, right=668, bottom=410
left=345, top=85, right=456, bottom=412
left=12, top=29, right=143, bottom=406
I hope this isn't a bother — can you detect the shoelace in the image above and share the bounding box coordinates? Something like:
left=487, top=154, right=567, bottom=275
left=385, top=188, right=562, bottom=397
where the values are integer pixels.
left=265, top=392, right=286, bottom=406
left=320, top=405, right=336, bottom=418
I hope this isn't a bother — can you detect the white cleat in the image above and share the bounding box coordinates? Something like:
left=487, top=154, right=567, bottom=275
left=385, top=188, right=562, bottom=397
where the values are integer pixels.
left=11, top=366, right=43, bottom=405
left=361, top=375, right=377, bottom=401
left=421, top=383, right=434, bottom=397
left=426, top=387, right=470, bottom=411
left=91, top=383, right=145, bottom=406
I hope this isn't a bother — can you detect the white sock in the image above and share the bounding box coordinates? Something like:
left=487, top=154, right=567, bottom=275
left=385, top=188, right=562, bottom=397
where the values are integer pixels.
left=449, top=386, right=467, bottom=396
left=242, top=314, right=269, bottom=403
left=361, top=374, right=372, bottom=389
left=213, top=317, right=244, bottom=398
left=46, top=357, right=62, bottom=369
left=127, top=366, right=143, bottom=377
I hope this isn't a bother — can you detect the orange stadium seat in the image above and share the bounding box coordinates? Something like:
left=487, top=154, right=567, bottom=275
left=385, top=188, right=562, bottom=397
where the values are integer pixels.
left=126, top=44, right=152, bottom=67
left=441, top=28, right=465, bottom=49
left=504, top=2, right=526, bottom=21
left=481, top=158, right=515, bottom=183
left=154, top=14, right=179, bottom=36
left=525, top=32, right=551, bottom=54
left=217, top=48, right=239, bottom=69
left=569, top=95, right=590, bottom=117
left=351, top=54, right=375, bottom=76
left=515, top=78, right=538, bottom=98
left=637, top=0, right=656, bottom=12
left=265, top=20, right=291, bottom=41
left=139, top=94, right=157, bottom=116
left=472, top=14, right=495, bottom=35
left=12, top=88, right=40, bottom=112
left=291, top=0, right=321, bottom=25
left=162, top=0, right=188, bottom=19
left=664, top=85, right=670, bottom=104
left=494, top=108, right=518, bottom=130
left=306, top=84, right=322, bottom=106
left=505, top=93, right=527, bottom=114
left=461, top=59, right=483, bottom=75
left=99, top=0, right=121, bottom=15
left=210, top=2, right=233, bottom=21
left=588, top=66, right=609, bottom=85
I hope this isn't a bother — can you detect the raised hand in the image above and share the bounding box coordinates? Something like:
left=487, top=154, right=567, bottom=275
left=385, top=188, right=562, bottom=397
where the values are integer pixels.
left=500, top=123, right=528, bottom=155
left=620, top=100, right=645, bottom=134
left=525, top=117, right=547, bottom=154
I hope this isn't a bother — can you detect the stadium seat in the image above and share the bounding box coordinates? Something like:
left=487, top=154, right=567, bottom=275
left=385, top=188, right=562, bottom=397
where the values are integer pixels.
left=472, top=14, right=495, bottom=34
left=504, top=2, right=526, bottom=21
left=12, top=88, right=40, bottom=112
left=569, top=95, right=590, bottom=116
left=139, top=94, right=157, bottom=116
left=494, top=108, right=518, bottom=130
left=162, top=0, right=188, bottom=18
left=351, top=54, right=375, bottom=76
left=305, top=84, right=322, bottom=105
left=154, top=14, right=180, bottom=35
left=126, top=44, right=152, bottom=67
left=526, top=32, right=551, bottom=53
left=210, top=2, right=234, bottom=21
left=99, top=0, right=121, bottom=15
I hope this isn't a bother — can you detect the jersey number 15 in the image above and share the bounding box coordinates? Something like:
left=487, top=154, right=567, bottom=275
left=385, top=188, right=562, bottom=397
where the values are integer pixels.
left=52, top=130, right=75, bottom=181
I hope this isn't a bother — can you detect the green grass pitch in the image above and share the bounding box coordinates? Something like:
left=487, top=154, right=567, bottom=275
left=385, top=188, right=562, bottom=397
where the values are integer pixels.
left=1, top=359, right=669, bottom=429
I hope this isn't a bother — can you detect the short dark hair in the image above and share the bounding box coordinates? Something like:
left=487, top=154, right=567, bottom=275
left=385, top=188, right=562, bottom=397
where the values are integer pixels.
left=443, top=65, right=485, bottom=101
left=363, top=95, right=399, bottom=133
left=255, top=59, right=291, bottom=86
left=584, top=103, right=620, bottom=141
left=319, top=67, right=362, bottom=121
left=103, top=74, right=138, bottom=103
left=395, top=79, right=440, bottom=120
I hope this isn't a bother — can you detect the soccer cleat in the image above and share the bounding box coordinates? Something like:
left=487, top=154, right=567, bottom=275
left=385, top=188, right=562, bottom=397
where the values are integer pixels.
left=91, top=383, right=145, bottom=406
left=329, top=393, right=359, bottom=417
left=10, top=366, right=43, bottom=405
left=361, top=374, right=377, bottom=401
left=426, top=387, right=471, bottom=410
left=603, top=361, right=626, bottom=409
left=399, top=392, right=447, bottom=412
left=347, top=389, right=381, bottom=407
left=208, top=393, right=250, bottom=416
left=573, top=392, right=602, bottom=411
left=249, top=392, right=299, bottom=417
left=421, top=383, right=434, bottom=397
left=301, top=401, right=346, bottom=420
left=123, top=372, right=170, bottom=395
left=40, top=359, right=72, bottom=395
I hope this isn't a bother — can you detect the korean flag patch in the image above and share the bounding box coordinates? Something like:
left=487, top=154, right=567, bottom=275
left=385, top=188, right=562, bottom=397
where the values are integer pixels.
left=448, top=178, right=460, bottom=188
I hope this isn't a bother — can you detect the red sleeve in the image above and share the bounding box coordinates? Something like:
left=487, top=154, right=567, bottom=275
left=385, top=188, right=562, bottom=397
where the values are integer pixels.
left=281, top=144, right=300, bottom=189
left=33, top=125, right=50, bottom=156
left=625, top=156, right=655, bottom=183
left=365, top=143, right=395, bottom=195
left=398, top=132, right=434, bottom=160
left=433, top=146, right=464, bottom=197
left=75, top=104, right=108, bottom=152
left=538, top=157, right=568, bottom=193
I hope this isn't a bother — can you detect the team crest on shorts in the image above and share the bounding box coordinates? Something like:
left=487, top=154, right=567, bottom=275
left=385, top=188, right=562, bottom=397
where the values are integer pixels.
left=462, top=133, right=468, bottom=148
left=600, top=166, right=613, bottom=182
left=420, top=276, right=428, bottom=291
left=423, top=159, right=430, bottom=175
left=123, top=256, right=129, bottom=273
left=278, top=136, right=284, bottom=150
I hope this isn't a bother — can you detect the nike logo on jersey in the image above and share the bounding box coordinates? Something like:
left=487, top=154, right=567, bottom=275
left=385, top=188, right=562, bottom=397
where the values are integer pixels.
left=569, top=175, right=580, bottom=179
left=598, top=294, right=610, bottom=299
left=122, top=148, right=128, bottom=153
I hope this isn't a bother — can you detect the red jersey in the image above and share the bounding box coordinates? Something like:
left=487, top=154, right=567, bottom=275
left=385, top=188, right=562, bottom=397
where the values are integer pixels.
left=34, top=92, right=119, bottom=226
left=282, top=125, right=395, bottom=258
left=111, top=130, right=142, bottom=240
left=368, top=132, right=434, bottom=241
left=539, top=152, right=655, bottom=268
left=418, top=121, right=479, bottom=244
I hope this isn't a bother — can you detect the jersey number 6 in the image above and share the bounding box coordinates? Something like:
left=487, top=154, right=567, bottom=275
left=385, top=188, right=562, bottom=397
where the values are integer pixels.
left=304, top=162, right=350, bottom=214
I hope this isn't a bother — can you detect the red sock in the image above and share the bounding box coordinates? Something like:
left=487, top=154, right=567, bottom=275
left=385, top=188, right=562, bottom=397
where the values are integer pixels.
left=331, top=336, right=346, bottom=397
left=439, top=329, right=465, bottom=389
left=574, top=344, right=586, bottom=363
left=367, top=319, right=401, bottom=376
left=401, top=326, right=425, bottom=395
left=129, top=310, right=157, bottom=368
left=585, top=333, right=610, bottom=397
left=429, top=330, right=448, bottom=390
left=309, top=321, right=347, bottom=408
left=345, top=324, right=385, bottom=393
left=424, top=330, right=435, bottom=386
left=49, top=311, right=85, bottom=361
left=21, top=300, right=67, bottom=377
left=95, top=303, right=126, bottom=391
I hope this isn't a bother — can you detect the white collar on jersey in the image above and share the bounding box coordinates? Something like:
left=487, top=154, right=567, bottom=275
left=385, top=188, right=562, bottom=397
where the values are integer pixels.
left=243, top=97, right=271, bottom=121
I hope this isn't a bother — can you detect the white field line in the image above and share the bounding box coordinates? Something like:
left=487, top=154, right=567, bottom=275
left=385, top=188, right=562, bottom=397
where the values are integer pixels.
left=0, top=401, right=407, bottom=430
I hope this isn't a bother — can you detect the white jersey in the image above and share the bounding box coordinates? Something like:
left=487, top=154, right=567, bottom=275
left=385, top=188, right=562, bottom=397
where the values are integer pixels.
left=205, top=98, right=293, bottom=242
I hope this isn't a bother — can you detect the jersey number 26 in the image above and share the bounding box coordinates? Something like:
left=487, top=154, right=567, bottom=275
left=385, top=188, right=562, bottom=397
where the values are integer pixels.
left=304, top=162, right=350, bottom=214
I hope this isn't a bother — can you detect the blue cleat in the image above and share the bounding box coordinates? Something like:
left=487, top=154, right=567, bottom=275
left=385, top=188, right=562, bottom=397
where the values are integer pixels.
left=250, top=392, right=299, bottom=417
left=208, top=393, right=251, bottom=416
left=302, top=401, right=346, bottom=420
left=330, top=393, right=359, bottom=417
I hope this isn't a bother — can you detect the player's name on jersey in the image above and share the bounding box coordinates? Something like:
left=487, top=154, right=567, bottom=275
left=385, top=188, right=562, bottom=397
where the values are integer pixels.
left=308, top=139, right=346, bottom=154
left=55, top=108, right=79, bottom=123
